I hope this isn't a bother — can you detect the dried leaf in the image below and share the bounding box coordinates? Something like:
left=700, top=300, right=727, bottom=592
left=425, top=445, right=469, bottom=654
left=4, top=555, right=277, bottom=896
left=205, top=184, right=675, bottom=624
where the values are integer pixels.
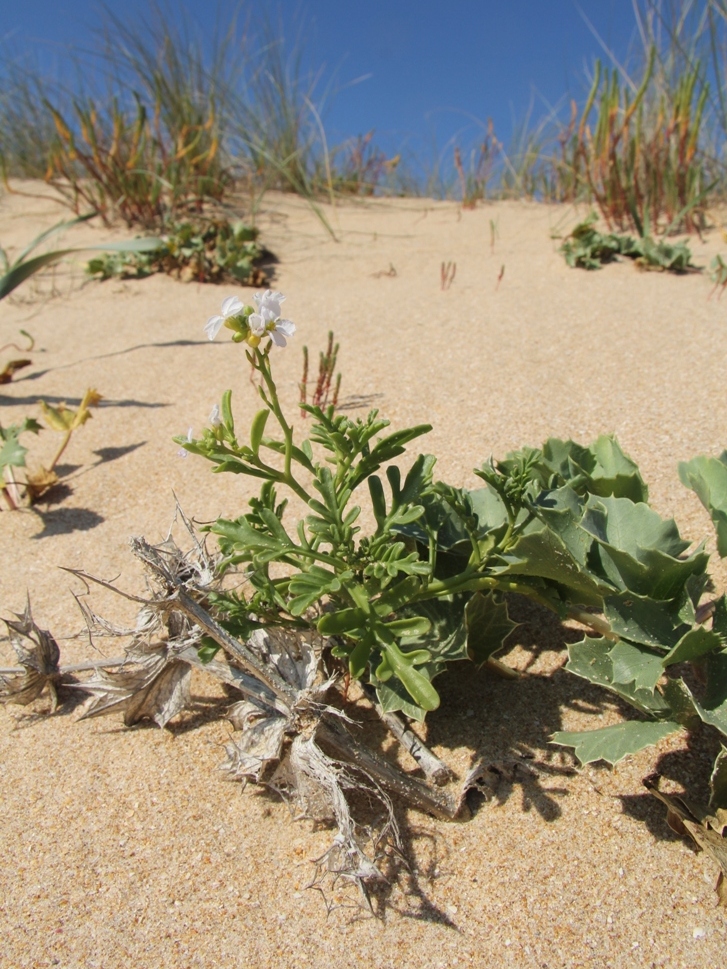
left=78, top=644, right=191, bottom=728
left=645, top=776, right=727, bottom=907
left=0, top=359, right=31, bottom=384
left=248, top=627, right=318, bottom=693
left=25, top=466, right=59, bottom=501
left=223, top=699, right=289, bottom=783
left=1, top=599, right=61, bottom=709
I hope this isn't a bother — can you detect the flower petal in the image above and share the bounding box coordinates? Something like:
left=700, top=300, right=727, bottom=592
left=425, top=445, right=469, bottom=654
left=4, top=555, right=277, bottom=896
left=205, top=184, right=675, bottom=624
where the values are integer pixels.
left=204, top=315, right=224, bottom=340
left=270, top=329, right=287, bottom=347
left=275, top=319, right=296, bottom=338
left=221, top=295, right=243, bottom=318
left=209, top=404, right=221, bottom=426
left=254, top=289, right=285, bottom=317
left=248, top=312, right=266, bottom=336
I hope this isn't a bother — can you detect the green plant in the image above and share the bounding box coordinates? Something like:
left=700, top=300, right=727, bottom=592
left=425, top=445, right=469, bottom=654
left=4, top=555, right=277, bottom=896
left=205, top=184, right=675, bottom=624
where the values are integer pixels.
left=574, top=47, right=711, bottom=234
left=0, top=216, right=161, bottom=300
left=0, top=389, right=102, bottom=509
left=0, top=417, right=42, bottom=510
left=87, top=219, right=267, bottom=285
left=299, top=331, right=341, bottom=415
left=560, top=212, right=697, bottom=272
left=44, top=95, right=226, bottom=230
left=171, top=294, right=727, bottom=816
left=321, top=132, right=398, bottom=196
left=710, top=253, right=727, bottom=296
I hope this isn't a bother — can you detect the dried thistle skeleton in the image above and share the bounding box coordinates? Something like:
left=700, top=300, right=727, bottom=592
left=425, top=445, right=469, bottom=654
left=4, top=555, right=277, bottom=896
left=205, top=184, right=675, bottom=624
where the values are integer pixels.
left=0, top=514, right=473, bottom=910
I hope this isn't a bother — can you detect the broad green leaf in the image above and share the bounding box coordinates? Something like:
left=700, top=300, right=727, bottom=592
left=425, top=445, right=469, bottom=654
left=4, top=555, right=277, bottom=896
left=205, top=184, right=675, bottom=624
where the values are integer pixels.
left=661, top=661, right=727, bottom=738
left=541, top=435, right=648, bottom=502
left=711, top=595, right=727, bottom=642
left=662, top=627, right=722, bottom=668
left=376, top=597, right=469, bottom=718
left=581, top=495, right=707, bottom=600
left=400, top=453, right=437, bottom=504
left=608, top=641, right=665, bottom=691
left=397, top=597, right=468, bottom=665
left=678, top=452, right=727, bottom=556
left=700, top=650, right=727, bottom=738
left=534, top=485, right=592, bottom=566
left=495, top=525, right=609, bottom=606
left=0, top=434, right=28, bottom=471
left=465, top=591, right=518, bottom=667
left=551, top=720, right=682, bottom=766
left=396, top=484, right=508, bottom=554
left=582, top=494, right=690, bottom=558
left=589, top=435, right=649, bottom=503
left=603, top=591, right=692, bottom=649
left=659, top=677, right=704, bottom=727
left=565, top=636, right=671, bottom=716
left=710, top=748, right=727, bottom=810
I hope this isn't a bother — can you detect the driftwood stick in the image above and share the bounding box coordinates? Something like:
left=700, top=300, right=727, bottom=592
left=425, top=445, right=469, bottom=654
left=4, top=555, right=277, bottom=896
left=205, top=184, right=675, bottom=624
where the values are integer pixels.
left=361, top=683, right=453, bottom=786
left=316, top=717, right=465, bottom=821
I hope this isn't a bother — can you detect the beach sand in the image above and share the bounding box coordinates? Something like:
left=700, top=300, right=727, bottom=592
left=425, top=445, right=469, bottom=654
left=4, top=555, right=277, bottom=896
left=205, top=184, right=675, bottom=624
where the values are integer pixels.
left=1, top=184, right=726, bottom=967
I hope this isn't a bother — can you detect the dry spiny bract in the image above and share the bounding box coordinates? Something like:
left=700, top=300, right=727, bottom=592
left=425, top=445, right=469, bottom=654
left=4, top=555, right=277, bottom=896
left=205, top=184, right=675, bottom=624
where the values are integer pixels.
left=78, top=642, right=193, bottom=729
left=1, top=600, right=62, bottom=711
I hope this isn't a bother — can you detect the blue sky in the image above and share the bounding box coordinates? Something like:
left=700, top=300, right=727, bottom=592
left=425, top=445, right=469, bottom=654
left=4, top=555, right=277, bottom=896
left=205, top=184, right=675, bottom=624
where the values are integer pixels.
left=4, top=1, right=641, bottom=161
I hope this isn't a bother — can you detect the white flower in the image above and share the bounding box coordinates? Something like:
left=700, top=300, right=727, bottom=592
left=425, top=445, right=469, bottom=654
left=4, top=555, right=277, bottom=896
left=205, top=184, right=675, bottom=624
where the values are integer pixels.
left=204, top=295, right=244, bottom=341
left=177, top=426, right=194, bottom=458
left=249, top=289, right=296, bottom=348
left=209, top=404, right=222, bottom=427
left=254, top=289, right=286, bottom=317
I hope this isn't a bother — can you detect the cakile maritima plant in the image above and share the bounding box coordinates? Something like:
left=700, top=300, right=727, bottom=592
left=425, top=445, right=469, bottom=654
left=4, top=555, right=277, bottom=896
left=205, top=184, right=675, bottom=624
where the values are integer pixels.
left=173, top=291, right=727, bottom=811
left=3, top=289, right=726, bottom=903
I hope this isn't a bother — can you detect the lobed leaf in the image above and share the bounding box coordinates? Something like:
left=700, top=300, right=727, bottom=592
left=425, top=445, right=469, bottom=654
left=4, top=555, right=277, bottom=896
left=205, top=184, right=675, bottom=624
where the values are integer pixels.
left=679, top=452, right=727, bottom=557
left=551, top=720, right=682, bottom=766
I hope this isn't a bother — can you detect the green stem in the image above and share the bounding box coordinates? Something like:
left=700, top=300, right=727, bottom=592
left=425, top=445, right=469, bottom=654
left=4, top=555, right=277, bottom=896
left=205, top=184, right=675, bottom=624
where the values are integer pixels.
left=253, top=348, right=312, bottom=504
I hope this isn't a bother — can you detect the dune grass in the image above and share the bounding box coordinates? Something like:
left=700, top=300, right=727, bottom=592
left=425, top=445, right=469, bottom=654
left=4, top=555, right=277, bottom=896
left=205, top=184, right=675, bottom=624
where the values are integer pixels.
left=1, top=1, right=726, bottom=230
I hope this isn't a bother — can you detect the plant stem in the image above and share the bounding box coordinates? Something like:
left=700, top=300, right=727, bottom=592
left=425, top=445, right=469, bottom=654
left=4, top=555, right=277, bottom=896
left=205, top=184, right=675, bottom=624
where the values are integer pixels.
left=252, top=348, right=313, bottom=504
left=48, top=430, right=73, bottom=473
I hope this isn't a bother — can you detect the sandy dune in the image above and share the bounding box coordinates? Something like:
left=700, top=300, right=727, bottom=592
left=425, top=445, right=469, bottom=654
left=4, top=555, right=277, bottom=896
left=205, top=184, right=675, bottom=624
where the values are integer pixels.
left=1, top=184, right=726, bottom=967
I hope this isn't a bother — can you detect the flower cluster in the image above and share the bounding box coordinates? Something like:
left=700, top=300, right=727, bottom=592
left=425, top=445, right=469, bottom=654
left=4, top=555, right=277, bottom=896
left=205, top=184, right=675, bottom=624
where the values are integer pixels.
left=204, top=291, right=295, bottom=348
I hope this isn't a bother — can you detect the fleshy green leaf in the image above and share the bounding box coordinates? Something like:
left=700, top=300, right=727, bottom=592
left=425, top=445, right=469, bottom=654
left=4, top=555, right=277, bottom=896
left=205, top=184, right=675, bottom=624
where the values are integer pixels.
left=662, top=627, right=722, bottom=668
left=465, top=590, right=518, bottom=667
left=495, top=525, right=609, bottom=606
left=604, top=591, right=692, bottom=649
left=710, top=748, right=727, bottom=810
left=608, top=641, right=665, bottom=691
left=565, top=636, right=672, bottom=716
left=551, top=720, right=682, bottom=766
left=287, top=566, right=342, bottom=616
left=679, top=452, right=727, bottom=557
left=581, top=495, right=708, bottom=600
